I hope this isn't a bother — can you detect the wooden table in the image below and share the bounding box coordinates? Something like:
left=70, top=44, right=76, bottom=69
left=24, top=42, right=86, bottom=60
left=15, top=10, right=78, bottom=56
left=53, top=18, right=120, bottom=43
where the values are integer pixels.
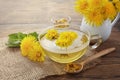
left=0, top=0, right=120, bottom=80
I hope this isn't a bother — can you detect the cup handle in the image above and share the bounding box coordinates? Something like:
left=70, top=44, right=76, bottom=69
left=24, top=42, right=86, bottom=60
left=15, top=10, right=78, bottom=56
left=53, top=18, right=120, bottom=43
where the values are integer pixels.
left=90, top=34, right=102, bottom=49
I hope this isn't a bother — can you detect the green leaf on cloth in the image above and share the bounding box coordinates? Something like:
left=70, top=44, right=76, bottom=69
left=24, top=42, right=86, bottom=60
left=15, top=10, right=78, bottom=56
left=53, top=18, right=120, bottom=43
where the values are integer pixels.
left=6, top=32, right=38, bottom=48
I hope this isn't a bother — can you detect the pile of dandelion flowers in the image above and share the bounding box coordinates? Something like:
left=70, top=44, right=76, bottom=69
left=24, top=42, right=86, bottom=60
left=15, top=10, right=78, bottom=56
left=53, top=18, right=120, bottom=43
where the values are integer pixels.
left=75, top=0, right=118, bottom=26
left=20, top=36, right=45, bottom=62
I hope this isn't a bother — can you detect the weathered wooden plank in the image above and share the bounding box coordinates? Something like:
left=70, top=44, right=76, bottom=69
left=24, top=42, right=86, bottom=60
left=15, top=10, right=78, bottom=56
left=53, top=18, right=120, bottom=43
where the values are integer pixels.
left=0, top=0, right=81, bottom=24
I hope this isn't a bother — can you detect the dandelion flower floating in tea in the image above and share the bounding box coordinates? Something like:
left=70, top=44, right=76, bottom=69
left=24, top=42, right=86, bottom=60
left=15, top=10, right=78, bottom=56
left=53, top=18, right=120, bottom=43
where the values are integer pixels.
left=56, top=31, right=78, bottom=47
left=45, top=29, right=59, bottom=40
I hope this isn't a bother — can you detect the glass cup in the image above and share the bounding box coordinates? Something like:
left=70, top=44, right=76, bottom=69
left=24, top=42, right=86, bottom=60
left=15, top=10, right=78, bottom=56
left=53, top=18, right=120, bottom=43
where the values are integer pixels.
left=39, top=26, right=102, bottom=63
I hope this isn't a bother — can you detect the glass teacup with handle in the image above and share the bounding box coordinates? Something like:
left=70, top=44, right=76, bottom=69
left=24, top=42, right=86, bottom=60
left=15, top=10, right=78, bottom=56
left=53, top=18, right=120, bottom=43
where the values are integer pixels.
left=39, top=26, right=102, bottom=63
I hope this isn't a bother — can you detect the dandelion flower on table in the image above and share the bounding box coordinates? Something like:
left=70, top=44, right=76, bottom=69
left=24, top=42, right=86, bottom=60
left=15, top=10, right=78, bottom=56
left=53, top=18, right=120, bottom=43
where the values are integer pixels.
left=28, top=42, right=45, bottom=62
left=20, top=36, right=45, bottom=62
left=20, top=36, right=36, bottom=56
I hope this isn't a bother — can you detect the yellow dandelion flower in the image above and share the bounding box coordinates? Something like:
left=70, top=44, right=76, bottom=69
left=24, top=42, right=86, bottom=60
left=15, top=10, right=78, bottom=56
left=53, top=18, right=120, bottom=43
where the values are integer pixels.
left=112, top=0, right=119, bottom=3
left=102, top=1, right=117, bottom=20
left=75, top=0, right=89, bottom=14
left=115, top=1, right=120, bottom=12
left=74, top=0, right=119, bottom=27
left=56, top=38, right=72, bottom=48
left=56, top=31, right=78, bottom=47
left=28, top=42, right=45, bottom=62
left=45, top=29, right=59, bottom=40
left=88, top=0, right=103, bottom=9
left=85, top=9, right=104, bottom=26
left=20, top=36, right=36, bottom=56
left=20, top=36, right=45, bottom=62
left=59, top=31, right=78, bottom=40
left=111, top=0, right=120, bottom=12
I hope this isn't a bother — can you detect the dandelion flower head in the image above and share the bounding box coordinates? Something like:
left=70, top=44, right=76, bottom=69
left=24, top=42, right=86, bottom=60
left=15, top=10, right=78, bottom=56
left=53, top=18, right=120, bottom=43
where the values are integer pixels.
left=56, top=31, right=78, bottom=47
left=45, top=29, right=59, bottom=40
left=20, top=36, right=45, bottom=62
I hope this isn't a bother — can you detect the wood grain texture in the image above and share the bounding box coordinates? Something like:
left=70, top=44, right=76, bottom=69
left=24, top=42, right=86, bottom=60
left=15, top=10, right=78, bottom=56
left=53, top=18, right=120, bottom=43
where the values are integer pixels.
left=0, top=0, right=82, bottom=37
left=0, top=0, right=120, bottom=80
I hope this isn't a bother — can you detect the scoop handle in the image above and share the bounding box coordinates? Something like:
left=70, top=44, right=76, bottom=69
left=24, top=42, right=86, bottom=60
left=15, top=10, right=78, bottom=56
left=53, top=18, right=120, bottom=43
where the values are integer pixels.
left=82, top=47, right=116, bottom=65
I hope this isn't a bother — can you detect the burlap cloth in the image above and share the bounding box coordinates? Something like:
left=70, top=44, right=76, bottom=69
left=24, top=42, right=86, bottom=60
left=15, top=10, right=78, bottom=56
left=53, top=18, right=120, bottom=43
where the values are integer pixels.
left=0, top=37, right=101, bottom=80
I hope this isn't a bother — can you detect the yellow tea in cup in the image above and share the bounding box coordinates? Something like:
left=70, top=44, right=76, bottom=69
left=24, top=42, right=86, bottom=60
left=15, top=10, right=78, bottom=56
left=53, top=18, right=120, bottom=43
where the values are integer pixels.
left=39, top=28, right=90, bottom=63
